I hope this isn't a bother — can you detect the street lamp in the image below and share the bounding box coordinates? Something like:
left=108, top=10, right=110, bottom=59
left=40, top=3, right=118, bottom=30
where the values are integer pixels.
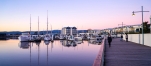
left=132, top=6, right=149, bottom=45
left=132, top=11, right=135, bottom=16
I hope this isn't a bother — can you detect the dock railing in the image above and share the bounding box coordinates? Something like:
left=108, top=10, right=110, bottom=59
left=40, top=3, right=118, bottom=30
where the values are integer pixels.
left=93, top=37, right=106, bottom=66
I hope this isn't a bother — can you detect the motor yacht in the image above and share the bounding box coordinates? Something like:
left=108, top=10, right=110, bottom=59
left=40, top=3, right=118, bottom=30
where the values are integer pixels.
left=18, top=33, right=30, bottom=42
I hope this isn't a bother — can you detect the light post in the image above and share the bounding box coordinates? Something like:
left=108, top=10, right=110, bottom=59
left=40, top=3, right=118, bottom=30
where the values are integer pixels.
left=118, top=22, right=126, bottom=34
left=132, top=6, right=149, bottom=45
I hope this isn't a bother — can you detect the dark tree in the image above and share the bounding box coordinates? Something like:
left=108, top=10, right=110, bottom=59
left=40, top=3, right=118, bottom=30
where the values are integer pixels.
left=140, top=21, right=150, bottom=33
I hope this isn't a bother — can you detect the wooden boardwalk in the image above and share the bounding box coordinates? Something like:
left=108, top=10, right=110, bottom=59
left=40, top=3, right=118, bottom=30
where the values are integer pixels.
left=104, top=38, right=151, bottom=66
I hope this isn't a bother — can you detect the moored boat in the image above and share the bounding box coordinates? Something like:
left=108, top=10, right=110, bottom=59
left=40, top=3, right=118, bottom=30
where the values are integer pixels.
left=18, top=33, right=30, bottom=42
left=34, top=16, right=42, bottom=42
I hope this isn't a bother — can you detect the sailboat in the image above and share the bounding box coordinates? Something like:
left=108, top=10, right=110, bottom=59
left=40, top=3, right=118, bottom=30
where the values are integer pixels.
left=18, top=33, right=30, bottom=42
left=44, top=10, right=51, bottom=41
left=18, top=14, right=33, bottom=42
left=29, top=14, right=35, bottom=42
left=34, top=16, right=42, bottom=42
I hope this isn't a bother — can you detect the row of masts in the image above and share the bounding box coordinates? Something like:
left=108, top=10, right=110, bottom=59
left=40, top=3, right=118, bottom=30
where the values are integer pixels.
left=29, top=10, right=52, bottom=36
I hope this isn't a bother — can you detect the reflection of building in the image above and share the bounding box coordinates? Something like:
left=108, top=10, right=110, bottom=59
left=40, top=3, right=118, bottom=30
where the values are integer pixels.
left=61, top=40, right=71, bottom=47
left=61, top=27, right=77, bottom=36
left=61, top=40, right=77, bottom=47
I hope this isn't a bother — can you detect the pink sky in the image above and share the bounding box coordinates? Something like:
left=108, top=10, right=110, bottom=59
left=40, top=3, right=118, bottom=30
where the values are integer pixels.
left=0, top=0, right=151, bottom=31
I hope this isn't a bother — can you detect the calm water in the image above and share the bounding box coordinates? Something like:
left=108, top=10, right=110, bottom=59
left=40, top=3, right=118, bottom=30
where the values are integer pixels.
left=0, top=39, right=101, bottom=66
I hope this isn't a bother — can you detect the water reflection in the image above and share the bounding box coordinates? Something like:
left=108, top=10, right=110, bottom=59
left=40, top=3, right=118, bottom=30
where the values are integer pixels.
left=51, top=42, right=53, bottom=52
left=44, top=41, right=54, bottom=66
left=29, top=42, right=32, bottom=66
left=44, top=41, right=53, bottom=52
left=75, top=41, right=83, bottom=44
left=60, top=40, right=84, bottom=47
left=37, top=42, right=40, bottom=65
left=46, top=41, right=49, bottom=65
left=19, top=40, right=100, bottom=50
left=88, top=40, right=101, bottom=45
left=19, top=42, right=30, bottom=49
left=35, top=41, right=41, bottom=46
left=0, top=40, right=102, bottom=66
left=19, top=41, right=43, bottom=66
left=44, top=41, right=50, bottom=45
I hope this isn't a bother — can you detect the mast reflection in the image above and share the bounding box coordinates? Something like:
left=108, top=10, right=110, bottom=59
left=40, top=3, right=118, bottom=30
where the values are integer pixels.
left=35, top=41, right=41, bottom=65
left=44, top=41, right=50, bottom=65
left=30, top=42, right=31, bottom=66
left=51, top=41, right=53, bottom=52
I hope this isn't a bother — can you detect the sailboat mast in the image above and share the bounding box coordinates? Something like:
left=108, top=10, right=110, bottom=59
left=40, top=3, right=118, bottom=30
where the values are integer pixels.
left=30, top=14, right=31, bottom=40
left=47, top=10, right=48, bottom=34
left=51, top=25, right=52, bottom=34
left=30, top=14, right=31, bottom=35
left=38, top=16, right=39, bottom=36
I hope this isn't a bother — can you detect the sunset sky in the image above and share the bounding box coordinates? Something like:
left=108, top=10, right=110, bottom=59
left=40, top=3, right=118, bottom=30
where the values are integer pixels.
left=0, top=0, right=151, bottom=31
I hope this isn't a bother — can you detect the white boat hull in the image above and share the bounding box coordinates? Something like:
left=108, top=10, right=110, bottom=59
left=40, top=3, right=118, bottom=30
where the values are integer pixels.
left=18, top=36, right=29, bottom=42
left=44, top=37, right=51, bottom=41
left=74, top=37, right=82, bottom=41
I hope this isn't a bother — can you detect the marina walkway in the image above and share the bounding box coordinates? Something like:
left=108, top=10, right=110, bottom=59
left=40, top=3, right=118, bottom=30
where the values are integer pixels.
left=104, top=38, right=151, bottom=66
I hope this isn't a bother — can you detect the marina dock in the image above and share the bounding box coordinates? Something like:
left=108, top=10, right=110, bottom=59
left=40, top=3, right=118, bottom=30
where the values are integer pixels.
left=104, top=38, right=151, bottom=66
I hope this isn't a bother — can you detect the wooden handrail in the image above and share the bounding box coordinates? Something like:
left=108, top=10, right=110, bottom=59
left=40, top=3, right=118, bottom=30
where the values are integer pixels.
left=93, top=38, right=105, bottom=66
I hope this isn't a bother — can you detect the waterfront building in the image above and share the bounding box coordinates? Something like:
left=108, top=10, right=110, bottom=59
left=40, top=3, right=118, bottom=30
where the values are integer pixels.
left=122, top=24, right=141, bottom=33
left=61, top=27, right=77, bottom=36
left=87, top=29, right=101, bottom=34
left=101, top=24, right=142, bottom=34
